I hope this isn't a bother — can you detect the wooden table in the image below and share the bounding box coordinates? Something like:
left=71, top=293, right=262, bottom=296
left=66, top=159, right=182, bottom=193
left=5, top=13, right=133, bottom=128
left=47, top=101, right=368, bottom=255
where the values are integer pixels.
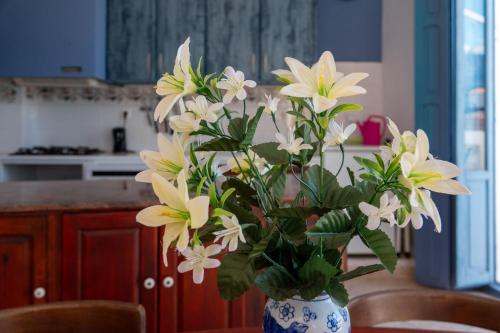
left=189, top=328, right=466, bottom=333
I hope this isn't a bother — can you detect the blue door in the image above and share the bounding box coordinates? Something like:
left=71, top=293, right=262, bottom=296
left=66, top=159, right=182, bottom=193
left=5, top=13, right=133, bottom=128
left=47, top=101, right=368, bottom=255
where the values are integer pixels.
left=414, top=0, right=495, bottom=288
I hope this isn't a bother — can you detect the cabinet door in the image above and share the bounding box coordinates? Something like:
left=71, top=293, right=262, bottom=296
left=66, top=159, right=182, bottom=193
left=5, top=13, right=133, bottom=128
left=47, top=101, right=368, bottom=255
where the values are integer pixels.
left=206, top=0, right=260, bottom=79
left=107, top=0, right=156, bottom=83
left=260, top=0, right=317, bottom=83
left=62, top=212, right=157, bottom=333
left=156, top=0, right=205, bottom=75
left=0, top=215, right=48, bottom=309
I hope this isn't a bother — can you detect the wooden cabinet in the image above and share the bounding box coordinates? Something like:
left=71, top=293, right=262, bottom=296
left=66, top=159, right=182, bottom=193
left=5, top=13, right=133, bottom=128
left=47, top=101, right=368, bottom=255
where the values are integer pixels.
left=156, top=0, right=206, bottom=74
left=205, top=0, right=260, bottom=78
left=107, top=0, right=156, bottom=83
left=260, top=0, right=317, bottom=83
left=62, top=211, right=158, bottom=333
left=0, top=215, right=49, bottom=309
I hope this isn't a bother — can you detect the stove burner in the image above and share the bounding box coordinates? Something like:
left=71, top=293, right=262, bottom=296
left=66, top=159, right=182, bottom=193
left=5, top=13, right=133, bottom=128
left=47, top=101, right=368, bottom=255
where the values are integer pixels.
left=11, top=146, right=105, bottom=156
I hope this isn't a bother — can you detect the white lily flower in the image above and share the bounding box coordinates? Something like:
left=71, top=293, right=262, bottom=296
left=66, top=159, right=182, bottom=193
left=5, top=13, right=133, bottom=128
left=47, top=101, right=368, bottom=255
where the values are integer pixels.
left=178, top=244, right=221, bottom=284
left=170, top=111, right=201, bottom=133
left=186, top=95, right=224, bottom=123
left=323, top=122, right=356, bottom=151
left=259, top=94, right=280, bottom=115
left=276, top=130, right=313, bottom=156
left=154, top=38, right=197, bottom=123
left=136, top=133, right=188, bottom=182
left=216, top=66, right=257, bottom=104
left=359, top=193, right=401, bottom=230
left=381, top=118, right=417, bottom=159
left=136, top=172, right=210, bottom=265
left=213, top=215, right=246, bottom=252
left=278, top=51, right=369, bottom=113
left=399, top=130, right=470, bottom=196
left=272, top=69, right=297, bottom=84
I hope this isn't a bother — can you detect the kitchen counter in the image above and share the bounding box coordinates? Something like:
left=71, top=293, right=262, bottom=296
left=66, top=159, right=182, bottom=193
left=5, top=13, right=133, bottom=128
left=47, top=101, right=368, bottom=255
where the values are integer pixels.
left=0, top=179, right=157, bottom=213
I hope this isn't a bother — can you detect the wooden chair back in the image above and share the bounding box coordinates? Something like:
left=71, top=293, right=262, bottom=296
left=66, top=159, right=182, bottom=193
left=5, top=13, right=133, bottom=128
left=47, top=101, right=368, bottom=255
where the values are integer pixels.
left=348, top=289, right=500, bottom=331
left=0, top=300, right=146, bottom=333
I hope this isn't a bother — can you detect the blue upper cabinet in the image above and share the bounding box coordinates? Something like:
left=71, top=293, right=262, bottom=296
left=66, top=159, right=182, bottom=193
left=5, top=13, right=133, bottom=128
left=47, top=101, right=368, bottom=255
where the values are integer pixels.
left=106, top=0, right=156, bottom=84
left=317, top=0, right=382, bottom=61
left=205, top=0, right=260, bottom=80
left=156, top=0, right=206, bottom=76
left=260, top=0, right=317, bottom=83
left=0, top=0, right=106, bottom=79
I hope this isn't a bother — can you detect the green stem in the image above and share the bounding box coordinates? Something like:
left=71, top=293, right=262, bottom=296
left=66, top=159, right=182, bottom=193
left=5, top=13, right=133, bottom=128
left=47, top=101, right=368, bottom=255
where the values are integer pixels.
left=319, top=141, right=325, bottom=205
left=230, top=151, right=250, bottom=183
left=335, top=144, right=345, bottom=177
left=289, top=160, right=321, bottom=204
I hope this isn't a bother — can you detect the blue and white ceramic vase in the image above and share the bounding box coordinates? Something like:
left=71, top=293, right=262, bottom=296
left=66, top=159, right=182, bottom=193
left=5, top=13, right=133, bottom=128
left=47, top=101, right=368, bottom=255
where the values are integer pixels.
left=263, top=292, right=350, bottom=333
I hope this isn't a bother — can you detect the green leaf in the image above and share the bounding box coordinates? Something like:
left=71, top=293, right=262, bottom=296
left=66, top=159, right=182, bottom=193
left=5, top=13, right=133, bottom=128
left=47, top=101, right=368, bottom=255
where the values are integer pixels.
left=298, top=256, right=338, bottom=300
left=222, top=178, right=258, bottom=205
left=225, top=202, right=260, bottom=225
left=208, top=183, right=218, bottom=207
left=251, top=142, right=288, bottom=165
left=346, top=167, right=356, bottom=185
left=338, top=264, right=385, bottom=282
left=330, top=103, right=363, bottom=116
left=189, top=144, right=199, bottom=167
left=218, top=253, right=256, bottom=300
left=228, top=116, right=248, bottom=141
left=196, top=138, right=241, bottom=151
left=323, top=185, right=364, bottom=210
left=268, top=166, right=287, bottom=200
left=277, top=218, right=307, bottom=245
left=358, top=228, right=398, bottom=273
left=354, top=156, right=384, bottom=177
left=307, top=210, right=353, bottom=248
left=267, top=207, right=319, bottom=219
left=302, top=165, right=340, bottom=206
left=249, top=230, right=277, bottom=259
left=326, top=280, right=349, bottom=307
left=220, top=188, right=236, bottom=207
left=255, top=266, right=296, bottom=300
left=242, top=107, right=264, bottom=146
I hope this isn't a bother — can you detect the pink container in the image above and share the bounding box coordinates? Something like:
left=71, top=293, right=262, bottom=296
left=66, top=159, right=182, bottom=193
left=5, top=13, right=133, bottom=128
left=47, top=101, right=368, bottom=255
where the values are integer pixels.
left=357, top=115, right=387, bottom=145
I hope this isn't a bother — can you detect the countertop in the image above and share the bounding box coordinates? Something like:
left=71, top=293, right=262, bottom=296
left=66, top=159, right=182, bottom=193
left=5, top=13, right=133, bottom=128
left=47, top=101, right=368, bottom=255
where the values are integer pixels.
left=0, top=153, right=142, bottom=165
left=0, top=180, right=157, bottom=214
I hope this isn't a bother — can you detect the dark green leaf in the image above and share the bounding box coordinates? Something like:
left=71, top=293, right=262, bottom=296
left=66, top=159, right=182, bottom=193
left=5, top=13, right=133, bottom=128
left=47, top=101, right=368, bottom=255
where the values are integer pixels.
left=242, top=107, right=264, bottom=146
left=358, top=228, right=397, bottom=273
left=326, top=280, right=349, bottom=307
left=302, top=165, right=340, bottom=206
left=222, top=178, right=258, bottom=205
left=196, top=138, right=241, bottom=151
left=307, top=210, right=353, bottom=248
left=267, top=207, right=319, bottom=219
left=228, top=116, right=248, bottom=141
left=354, top=156, right=384, bottom=178
left=346, top=167, right=356, bottom=186
left=225, top=202, right=260, bottom=225
left=268, top=166, right=287, bottom=200
left=278, top=218, right=307, bottom=245
left=298, top=256, right=338, bottom=300
left=218, top=253, right=256, bottom=300
left=255, top=266, right=296, bottom=300
left=338, top=264, right=385, bottom=282
left=323, top=185, right=364, bottom=209
left=251, top=142, right=288, bottom=165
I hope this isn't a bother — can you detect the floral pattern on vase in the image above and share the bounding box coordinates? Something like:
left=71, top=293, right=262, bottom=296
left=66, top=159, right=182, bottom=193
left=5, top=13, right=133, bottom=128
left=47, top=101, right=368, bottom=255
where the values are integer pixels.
left=263, top=292, right=350, bottom=333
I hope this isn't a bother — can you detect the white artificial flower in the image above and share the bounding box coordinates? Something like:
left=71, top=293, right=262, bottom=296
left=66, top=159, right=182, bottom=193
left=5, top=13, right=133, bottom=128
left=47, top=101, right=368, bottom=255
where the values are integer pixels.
left=399, top=204, right=427, bottom=230
left=136, top=133, right=188, bottom=182
left=154, top=38, right=197, bottom=123
left=170, top=111, right=201, bottom=133
left=177, top=244, right=222, bottom=284
left=380, top=117, right=417, bottom=160
left=359, top=193, right=401, bottom=230
left=186, top=95, right=224, bottom=123
left=272, top=69, right=297, bottom=84
left=216, top=66, right=257, bottom=104
left=136, top=172, right=210, bottom=265
left=276, top=130, right=313, bottom=156
left=213, top=215, right=246, bottom=252
left=323, top=122, right=356, bottom=151
left=278, top=51, right=369, bottom=113
left=259, top=94, right=280, bottom=115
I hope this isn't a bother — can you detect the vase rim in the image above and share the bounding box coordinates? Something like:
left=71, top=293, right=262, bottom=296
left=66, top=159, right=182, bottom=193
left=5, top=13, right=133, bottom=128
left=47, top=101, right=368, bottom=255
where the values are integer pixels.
left=278, top=291, right=330, bottom=302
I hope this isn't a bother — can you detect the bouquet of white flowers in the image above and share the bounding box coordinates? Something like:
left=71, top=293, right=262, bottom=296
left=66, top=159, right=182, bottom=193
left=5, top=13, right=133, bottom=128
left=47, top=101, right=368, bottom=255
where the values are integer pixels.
left=136, top=37, right=470, bottom=306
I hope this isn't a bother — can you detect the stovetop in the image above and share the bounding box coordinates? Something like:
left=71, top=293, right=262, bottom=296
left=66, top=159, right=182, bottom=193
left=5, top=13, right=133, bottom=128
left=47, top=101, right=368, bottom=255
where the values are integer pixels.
left=10, top=146, right=105, bottom=156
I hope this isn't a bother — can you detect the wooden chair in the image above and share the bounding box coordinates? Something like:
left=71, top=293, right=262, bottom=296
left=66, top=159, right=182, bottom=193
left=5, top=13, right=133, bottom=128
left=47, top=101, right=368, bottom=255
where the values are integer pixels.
left=348, top=289, right=500, bottom=332
left=0, top=300, right=146, bottom=333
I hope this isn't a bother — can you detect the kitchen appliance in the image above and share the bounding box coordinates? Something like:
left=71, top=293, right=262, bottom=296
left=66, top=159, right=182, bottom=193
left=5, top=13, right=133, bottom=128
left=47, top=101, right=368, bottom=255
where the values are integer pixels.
left=10, top=146, right=104, bottom=156
left=112, top=110, right=129, bottom=153
left=357, top=115, right=387, bottom=145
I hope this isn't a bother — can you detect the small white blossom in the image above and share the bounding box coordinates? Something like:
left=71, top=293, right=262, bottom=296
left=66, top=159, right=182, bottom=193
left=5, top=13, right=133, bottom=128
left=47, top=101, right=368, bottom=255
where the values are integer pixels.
left=323, top=122, right=356, bottom=151
left=213, top=215, right=246, bottom=252
left=276, top=130, right=312, bottom=156
left=216, top=66, right=256, bottom=104
left=177, top=244, right=222, bottom=284
left=259, top=94, right=280, bottom=115
left=186, top=95, right=224, bottom=123
left=358, top=193, right=401, bottom=230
